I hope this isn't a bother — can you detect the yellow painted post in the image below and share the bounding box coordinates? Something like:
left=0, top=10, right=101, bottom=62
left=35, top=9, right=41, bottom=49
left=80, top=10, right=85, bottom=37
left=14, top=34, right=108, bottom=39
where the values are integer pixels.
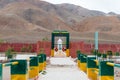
left=44, top=61, right=46, bottom=67
left=80, top=63, right=87, bottom=72
left=41, top=54, right=46, bottom=70
left=44, top=54, right=47, bottom=67
left=99, top=61, right=114, bottom=80
left=77, top=53, right=81, bottom=68
left=11, top=60, right=28, bottom=80
left=66, top=49, right=69, bottom=57
left=38, top=54, right=44, bottom=72
left=39, top=63, right=44, bottom=71
left=51, top=49, right=54, bottom=57
left=29, top=57, right=39, bottom=79
left=99, top=76, right=114, bottom=80
left=77, top=60, right=80, bottom=67
left=11, top=75, right=27, bottom=80
left=79, top=54, right=87, bottom=72
left=87, top=56, right=98, bottom=80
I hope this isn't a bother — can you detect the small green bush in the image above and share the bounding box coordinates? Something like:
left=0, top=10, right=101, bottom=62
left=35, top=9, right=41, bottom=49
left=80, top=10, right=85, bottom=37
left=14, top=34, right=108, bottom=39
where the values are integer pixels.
left=5, top=47, right=15, bottom=60
left=102, top=54, right=107, bottom=58
left=76, top=50, right=81, bottom=54
left=97, top=52, right=101, bottom=57
left=21, top=46, right=27, bottom=52
left=76, top=50, right=81, bottom=57
left=115, top=52, right=120, bottom=56
left=39, top=48, right=45, bottom=54
left=107, top=51, right=113, bottom=56
left=27, top=45, right=33, bottom=52
left=92, top=50, right=98, bottom=55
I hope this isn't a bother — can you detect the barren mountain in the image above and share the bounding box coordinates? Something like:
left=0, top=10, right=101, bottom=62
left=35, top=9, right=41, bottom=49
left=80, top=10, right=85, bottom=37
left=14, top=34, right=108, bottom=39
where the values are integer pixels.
left=31, top=2, right=106, bottom=29
left=0, top=2, right=73, bottom=31
left=76, top=16, right=120, bottom=33
left=0, top=0, right=120, bottom=43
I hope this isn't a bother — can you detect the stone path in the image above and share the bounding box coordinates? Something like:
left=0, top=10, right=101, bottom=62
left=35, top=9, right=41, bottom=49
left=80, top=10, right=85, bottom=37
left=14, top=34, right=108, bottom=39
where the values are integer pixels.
left=38, top=57, right=89, bottom=80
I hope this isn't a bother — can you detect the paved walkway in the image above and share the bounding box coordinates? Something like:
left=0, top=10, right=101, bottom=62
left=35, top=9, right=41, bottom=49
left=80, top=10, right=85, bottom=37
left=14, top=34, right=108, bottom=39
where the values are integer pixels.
left=38, top=57, right=89, bottom=80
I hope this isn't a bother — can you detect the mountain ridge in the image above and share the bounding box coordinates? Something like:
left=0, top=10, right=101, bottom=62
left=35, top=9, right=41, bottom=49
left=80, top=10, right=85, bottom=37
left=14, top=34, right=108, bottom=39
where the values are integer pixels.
left=0, top=0, right=120, bottom=43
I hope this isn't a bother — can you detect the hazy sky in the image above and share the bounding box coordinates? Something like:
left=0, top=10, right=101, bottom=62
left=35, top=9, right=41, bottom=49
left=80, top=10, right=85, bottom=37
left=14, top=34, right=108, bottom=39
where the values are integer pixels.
left=43, top=0, right=120, bottom=14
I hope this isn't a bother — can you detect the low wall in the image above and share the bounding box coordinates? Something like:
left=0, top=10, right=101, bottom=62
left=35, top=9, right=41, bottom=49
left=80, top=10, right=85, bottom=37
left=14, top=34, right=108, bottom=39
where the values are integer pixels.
left=0, top=41, right=120, bottom=58
left=0, top=43, right=36, bottom=52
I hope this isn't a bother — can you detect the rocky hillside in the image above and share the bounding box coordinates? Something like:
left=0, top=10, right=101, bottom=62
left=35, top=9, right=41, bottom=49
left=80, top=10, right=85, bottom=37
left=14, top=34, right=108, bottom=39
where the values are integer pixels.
left=0, top=0, right=120, bottom=43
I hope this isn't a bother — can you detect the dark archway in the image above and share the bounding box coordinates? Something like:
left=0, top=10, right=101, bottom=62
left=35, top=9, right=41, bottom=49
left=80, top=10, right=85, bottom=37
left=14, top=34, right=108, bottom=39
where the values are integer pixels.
left=51, top=30, right=70, bottom=57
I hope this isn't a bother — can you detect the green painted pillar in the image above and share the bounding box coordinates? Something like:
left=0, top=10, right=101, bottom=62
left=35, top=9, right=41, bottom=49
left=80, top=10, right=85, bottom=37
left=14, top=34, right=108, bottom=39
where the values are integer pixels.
left=0, top=63, right=2, bottom=80
left=51, top=33, right=54, bottom=57
left=10, top=60, right=28, bottom=80
left=87, top=56, right=98, bottom=80
left=99, top=61, right=114, bottom=80
left=29, top=56, right=39, bottom=79
left=66, top=33, right=69, bottom=49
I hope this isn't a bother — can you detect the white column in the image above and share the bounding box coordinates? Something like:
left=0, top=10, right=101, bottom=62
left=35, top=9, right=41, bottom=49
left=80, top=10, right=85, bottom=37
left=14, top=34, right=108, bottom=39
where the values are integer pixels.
left=57, top=38, right=62, bottom=50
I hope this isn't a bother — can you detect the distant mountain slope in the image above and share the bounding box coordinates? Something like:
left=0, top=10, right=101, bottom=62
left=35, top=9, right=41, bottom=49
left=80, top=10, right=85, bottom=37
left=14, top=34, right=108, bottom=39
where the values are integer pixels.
left=75, top=16, right=120, bottom=33
left=0, top=0, right=106, bottom=29
left=0, top=0, right=120, bottom=42
left=0, top=2, right=73, bottom=31
left=32, top=2, right=106, bottom=28
left=57, top=3, right=105, bottom=17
